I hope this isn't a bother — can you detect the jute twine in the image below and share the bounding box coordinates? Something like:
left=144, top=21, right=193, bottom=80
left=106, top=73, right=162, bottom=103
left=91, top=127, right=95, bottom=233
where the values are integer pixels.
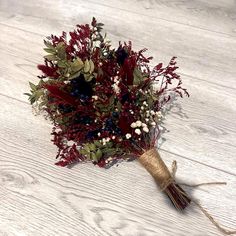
left=139, top=148, right=236, bottom=235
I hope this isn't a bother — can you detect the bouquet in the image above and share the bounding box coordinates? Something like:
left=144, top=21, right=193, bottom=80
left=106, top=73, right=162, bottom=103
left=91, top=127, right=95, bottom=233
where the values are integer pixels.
left=25, top=17, right=191, bottom=210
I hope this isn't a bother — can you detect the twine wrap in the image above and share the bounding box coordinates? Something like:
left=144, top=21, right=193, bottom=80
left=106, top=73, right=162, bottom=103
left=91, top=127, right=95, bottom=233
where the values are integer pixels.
left=139, top=148, right=173, bottom=191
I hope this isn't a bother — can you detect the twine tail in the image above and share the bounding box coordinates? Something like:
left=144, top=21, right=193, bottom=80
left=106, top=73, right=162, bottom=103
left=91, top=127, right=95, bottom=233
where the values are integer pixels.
left=193, top=200, right=236, bottom=235
left=138, top=148, right=191, bottom=210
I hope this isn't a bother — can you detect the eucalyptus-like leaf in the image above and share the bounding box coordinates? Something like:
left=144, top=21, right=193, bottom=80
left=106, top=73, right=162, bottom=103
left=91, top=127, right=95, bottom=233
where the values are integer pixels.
left=70, top=58, right=84, bottom=72
left=89, top=59, right=94, bottom=73
left=88, top=143, right=96, bottom=151
left=133, top=67, right=144, bottom=86
left=91, top=152, right=98, bottom=162
left=94, top=140, right=102, bottom=147
left=84, top=74, right=93, bottom=82
left=68, top=71, right=81, bottom=80
left=84, top=59, right=90, bottom=73
left=44, top=54, right=57, bottom=61
left=29, top=82, right=37, bottom=91
left=95, top=149, right=103, bottom=160
left=57, top=60, right=68, bottom=68
left=44, top=40, right=54, bottom=49
left=43, top=48, right=55, bottom=54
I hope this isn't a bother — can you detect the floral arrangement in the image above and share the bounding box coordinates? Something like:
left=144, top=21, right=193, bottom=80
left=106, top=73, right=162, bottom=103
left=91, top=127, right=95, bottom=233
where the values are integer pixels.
left=26, top=18, right=191, bottom=210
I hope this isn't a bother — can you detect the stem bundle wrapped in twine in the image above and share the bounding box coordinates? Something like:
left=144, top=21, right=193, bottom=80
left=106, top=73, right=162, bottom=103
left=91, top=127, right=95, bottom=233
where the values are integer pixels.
left=138, top=148, right=236, bottom=235
left=139, top=148, right=191, bottom=210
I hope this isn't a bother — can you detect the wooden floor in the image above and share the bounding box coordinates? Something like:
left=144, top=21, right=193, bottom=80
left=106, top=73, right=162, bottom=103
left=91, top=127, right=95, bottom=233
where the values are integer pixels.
left=0, top=0, right=236, bottom=235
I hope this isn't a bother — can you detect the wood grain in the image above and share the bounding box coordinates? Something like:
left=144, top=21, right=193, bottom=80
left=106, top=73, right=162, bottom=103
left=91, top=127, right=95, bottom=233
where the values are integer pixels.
left=0, top=0, right=235, bottom=235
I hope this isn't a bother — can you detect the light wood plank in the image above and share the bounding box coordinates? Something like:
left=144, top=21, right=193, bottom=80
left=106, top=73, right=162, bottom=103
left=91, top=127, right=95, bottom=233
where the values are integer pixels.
left=1, top=0, right=236, bottom=37
left=87, top=0, right=236, bottom=36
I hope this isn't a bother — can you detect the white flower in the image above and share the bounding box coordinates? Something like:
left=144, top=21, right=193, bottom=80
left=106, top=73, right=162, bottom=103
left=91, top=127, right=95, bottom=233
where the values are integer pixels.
left=145, top=118, right=149, bottom=122
left=141, top=106, right=144, bottom=110
left=112, top=136, right=116, bottom=140
left=151, top=122, right=156, bottom=126
left=141, top=123, right=147, bottom=127
left=135, top=128, right=141, bottom=135
left=143, top=126, right=149, bottom=133
left=112, top=83, right=120, bottom=94
left=126, top=133, right=131, bottom=139
left=114, top=76, right=119, bottom=83
left=106, top=137, right=111, bottom=142
left=67, top=140, right=76, bottom=146
left=135, top=120, right=142, bottom=127
left=98, top=132, right=101, bottom=137
left=143, top=101, right=148, bottom=106
left=156, top=111, right=162, bottom=117
left=92, top=95, right=98, bottom=100
left=131, top=122, right=137, bottom=128
left=150, top=110, right=155, bottom=115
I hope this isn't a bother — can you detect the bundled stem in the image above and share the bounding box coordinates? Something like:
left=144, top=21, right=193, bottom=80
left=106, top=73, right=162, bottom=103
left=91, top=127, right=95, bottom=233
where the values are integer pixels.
left=138, top=148, right=191, bottom=210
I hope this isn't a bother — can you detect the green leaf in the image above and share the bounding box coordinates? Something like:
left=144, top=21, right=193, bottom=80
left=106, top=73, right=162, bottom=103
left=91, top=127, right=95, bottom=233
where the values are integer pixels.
left=70, top=58, right=84, bottom=72
left=102, top=148, right=116, bottom=156
left=43, top=48, right=55, bottom=54
left=88, top=143, right=96, bottom=151
left=95, top=149, right=103, bottom=160
left=84, top=59, right=90, bottom=73
left=109, top=95, right=115, bottom=105
left=84, top=145, right=90, bottom=152
left=84, top=73, right=93, bottom=82
left=79, top=149, right=88, bottom=156
left=56, top=42, right=65, bottom=49
left=57, top=60, right=68, bottom=68
left=44, top=54, right=57, bottom=61
left=57, top=48, right=66, bottom=60
left=133, top=67, right=144, bottom=86
left=106, top=142, right=113, bottom=148
left=29, top=82, right=37, bottom=91
left=117, top=101, right=122, bottom=112
left=29, top=96, right=36, bottom=104
left=89, top=59, right=94, bottom=73
left=96, top=23, right=104, bottom=27
left=94, top=140, right=102, bottom=147
left=44, top=40, right=54, bottom=49
left=91, top=152, right=98, bottom=162
left=24, top=93, right=31, bottom=97
left=68, top=71, right=81, bottom=80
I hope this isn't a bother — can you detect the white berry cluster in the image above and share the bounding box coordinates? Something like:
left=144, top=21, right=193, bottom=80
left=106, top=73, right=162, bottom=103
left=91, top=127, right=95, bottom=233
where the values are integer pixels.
left=112, top=76, right=120, bottom=94
left=92, top=95, right=98, bottom=100
left=145, top=110, right=162, bottom=127
left=130, top=120, right=149, bottom=135
left=102, top=137, right=111, bottom=145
